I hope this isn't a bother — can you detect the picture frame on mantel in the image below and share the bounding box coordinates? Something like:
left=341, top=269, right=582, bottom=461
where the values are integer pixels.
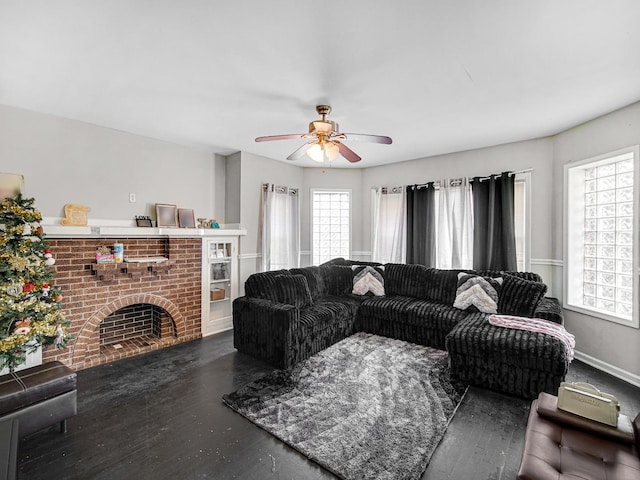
left=155, top=204, right=178, bottom=228
left=178, top=208, right=195, bottom=228
left=0, top=172, right=24, bottom=199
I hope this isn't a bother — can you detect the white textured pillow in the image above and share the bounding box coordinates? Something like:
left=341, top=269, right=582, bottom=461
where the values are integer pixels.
left=453, top=272, right=503, bottom=314
left=352, top=265, right=385, bottom=296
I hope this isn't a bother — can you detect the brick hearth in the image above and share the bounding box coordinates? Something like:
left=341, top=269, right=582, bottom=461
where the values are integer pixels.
left=44, top=237, right=202, bottom=370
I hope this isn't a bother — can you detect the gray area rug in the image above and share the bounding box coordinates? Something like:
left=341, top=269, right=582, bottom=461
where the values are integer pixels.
left=223, top=333, right=467, bottom=480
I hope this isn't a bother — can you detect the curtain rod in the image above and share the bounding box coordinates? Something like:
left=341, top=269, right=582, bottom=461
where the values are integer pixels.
left=262, top=183, right=298, bottom=195
left=472, top=168, right=533, bottom=182
left=407, top=168, right=533, bottom=189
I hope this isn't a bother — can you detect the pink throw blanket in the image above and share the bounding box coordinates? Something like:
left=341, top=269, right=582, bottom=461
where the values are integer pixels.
left=488, top=314, right=576, bottom=362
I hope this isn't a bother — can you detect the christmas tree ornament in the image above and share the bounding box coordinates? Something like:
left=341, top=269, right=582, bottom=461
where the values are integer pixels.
left=34, top=225, right=44, bottom=235
left=6, top=282, right=23, bottom=297
left=22, top=282, right=35, bottom=293
left=54, top=323, right=65, bottom=346
left=42, top=283, right=50, bottom=297
left=13, top=318, right=31, bottom=335
left=44, top=249, right=56, bottom=266
left=22, top=223, right=32, bottom=235
left=52, top=293, right=63, bottom=302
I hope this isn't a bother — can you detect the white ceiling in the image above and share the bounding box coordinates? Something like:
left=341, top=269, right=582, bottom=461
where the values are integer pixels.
left=1, top=1, right=639, bottom=168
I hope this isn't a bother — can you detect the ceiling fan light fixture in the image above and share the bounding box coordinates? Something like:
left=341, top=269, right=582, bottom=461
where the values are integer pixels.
left=307, top=140, right=339, bottom=163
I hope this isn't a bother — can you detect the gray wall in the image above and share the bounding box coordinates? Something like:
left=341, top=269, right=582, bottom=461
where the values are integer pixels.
left=0, top=104, right=220, bottom=221
left=552, top=101, right=640, bottom=379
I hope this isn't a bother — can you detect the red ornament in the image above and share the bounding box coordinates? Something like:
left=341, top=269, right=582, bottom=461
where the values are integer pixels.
left=44, top=249, right=51, bottom=254
left=22, top=282, right=35, bottom=293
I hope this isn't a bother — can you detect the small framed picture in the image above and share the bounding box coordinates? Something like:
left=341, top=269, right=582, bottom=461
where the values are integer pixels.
left=156, top=204, right=178, bottom=228
left=135, top=216, right=153, bottom=227
left=178, top=208, right=196, bottom=228
left=0, top=173, right=24, bottom=200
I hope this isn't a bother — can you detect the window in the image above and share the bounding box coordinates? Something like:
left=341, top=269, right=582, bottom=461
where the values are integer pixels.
left=564, top=146, right=639, bottom=328
left=311, top=189, right=350, bottom=265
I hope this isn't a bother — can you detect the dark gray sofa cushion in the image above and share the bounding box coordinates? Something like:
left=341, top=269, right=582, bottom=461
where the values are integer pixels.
left=275, top=274, right=313, bottom=309
left=319, top=265, right=355, bottom=296
left=384, top=263, right=429, bottom=298
left=357, top=295, right=470, bottom=350
left=424, top=268, right=468, bottom=305
left=498, top=274, right=547, bottom=317
left=290, top=266, right=325, bottom=300
left=244, top=269, right=290, bottom=302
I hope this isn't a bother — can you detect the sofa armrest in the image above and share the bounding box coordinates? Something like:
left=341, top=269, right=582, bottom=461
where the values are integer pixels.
left=232, top=297, right=299, bottom=369
left=533, top=297, right=563, bottom=325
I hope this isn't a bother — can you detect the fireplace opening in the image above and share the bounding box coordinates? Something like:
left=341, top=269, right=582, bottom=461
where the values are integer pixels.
left=99, top=303, right=176, bottom=356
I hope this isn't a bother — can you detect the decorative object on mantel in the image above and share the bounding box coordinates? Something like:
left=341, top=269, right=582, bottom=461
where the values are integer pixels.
left=0, top=193, right=71, bottom=372
left=197, top=218, right=220, bottom=229
left=95, top=246, right=114, bottom=264
left=0, top=172, right=23, bottom=200
left=155, top=204, right=177, bottom=228
left=135, top=216, right=153, bottom=227
left=177, top=208, right=195, bottom=228
left=60, top=203, right=90, bottom=226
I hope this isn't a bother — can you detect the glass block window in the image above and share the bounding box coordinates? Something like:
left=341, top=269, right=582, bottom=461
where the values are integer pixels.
left=311, top=190, right=350, bottom=265
left=564, top=146, right=639, bottom=328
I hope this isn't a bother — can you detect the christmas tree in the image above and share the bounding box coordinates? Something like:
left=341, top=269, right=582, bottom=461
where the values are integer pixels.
left=0, top=193, right=70, bottom=372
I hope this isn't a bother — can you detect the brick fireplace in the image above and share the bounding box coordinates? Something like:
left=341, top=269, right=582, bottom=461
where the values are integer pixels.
left=43, top=237, right=202, bottom=370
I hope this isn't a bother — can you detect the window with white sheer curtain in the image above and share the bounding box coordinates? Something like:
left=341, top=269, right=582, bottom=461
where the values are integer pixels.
left=371, top=187, right=406, bottom=263
left=373, top=173, right=529, bottom=270
left=434, top=178, right=474, bottom=269
left=261, top=183, right=300, bottom=271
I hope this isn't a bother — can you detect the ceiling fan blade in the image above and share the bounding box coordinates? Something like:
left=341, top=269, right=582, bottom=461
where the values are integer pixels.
left=335, top=141, right=361, bottom=163
left=286, top=141, right=314, bottom=161
left=255, top=133, right=306, bottom=142
left=341, top=133, right=393, bottom=144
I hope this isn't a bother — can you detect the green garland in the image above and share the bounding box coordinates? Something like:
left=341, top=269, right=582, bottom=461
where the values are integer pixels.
left=0, top=193, right=70, bottom=372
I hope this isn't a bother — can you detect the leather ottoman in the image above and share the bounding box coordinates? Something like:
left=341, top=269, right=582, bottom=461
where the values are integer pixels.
left=518, top=392, right=640, bottom=480
left=0, top=361, right=77, bottom=437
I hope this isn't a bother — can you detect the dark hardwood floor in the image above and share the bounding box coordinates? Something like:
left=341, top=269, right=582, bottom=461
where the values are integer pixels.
left=18, top=331, right=640, bottom=480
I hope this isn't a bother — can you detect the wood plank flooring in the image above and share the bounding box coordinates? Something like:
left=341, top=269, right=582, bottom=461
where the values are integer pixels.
left=18, top=331, right=640, bottom=480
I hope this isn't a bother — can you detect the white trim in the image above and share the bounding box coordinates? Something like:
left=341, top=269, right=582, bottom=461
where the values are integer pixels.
left=531, top=258, right=563, bottom=267
left=239, top=253, right=261, bottom=260
left=574, top=350, right=640, bottom=389
left=352, top=251, right=372, bottom=257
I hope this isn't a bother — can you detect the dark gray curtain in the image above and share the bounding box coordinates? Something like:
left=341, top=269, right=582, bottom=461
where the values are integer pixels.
left=472, top=172, right=517, bottom=271
left=406, top=183, right=435, bottom=266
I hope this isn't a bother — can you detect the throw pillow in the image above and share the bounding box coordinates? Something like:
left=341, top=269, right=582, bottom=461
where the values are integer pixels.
left=351, top=265, right=385, bottom=296
left=453, top=272, right=503, bottom=314
left=498, top=274, right=547, bottom=317
left=275, top=274, right=313, bottom=309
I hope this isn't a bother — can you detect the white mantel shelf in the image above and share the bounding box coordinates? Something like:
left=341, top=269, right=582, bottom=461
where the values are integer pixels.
left=43, top=225, right=246, bottom=239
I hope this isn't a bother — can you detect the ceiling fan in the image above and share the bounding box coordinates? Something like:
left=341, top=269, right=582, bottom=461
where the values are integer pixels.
left=255, top=105, right=392, bottom=163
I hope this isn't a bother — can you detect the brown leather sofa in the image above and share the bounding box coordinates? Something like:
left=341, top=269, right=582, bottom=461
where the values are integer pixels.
left=518, top=392, right=640, bottom=480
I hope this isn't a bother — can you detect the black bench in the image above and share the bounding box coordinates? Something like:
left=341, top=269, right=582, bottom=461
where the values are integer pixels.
left=0, top=361, right=77, bottom=437
left=0, top=419, right=18, bottom=480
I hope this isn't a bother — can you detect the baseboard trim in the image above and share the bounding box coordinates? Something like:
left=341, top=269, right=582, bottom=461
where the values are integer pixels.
left=573, top=350, right=640, bottom=388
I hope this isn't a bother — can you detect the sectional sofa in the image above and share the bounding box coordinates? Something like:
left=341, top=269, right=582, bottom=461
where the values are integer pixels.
left=232, top=259, right=570, bottom=398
